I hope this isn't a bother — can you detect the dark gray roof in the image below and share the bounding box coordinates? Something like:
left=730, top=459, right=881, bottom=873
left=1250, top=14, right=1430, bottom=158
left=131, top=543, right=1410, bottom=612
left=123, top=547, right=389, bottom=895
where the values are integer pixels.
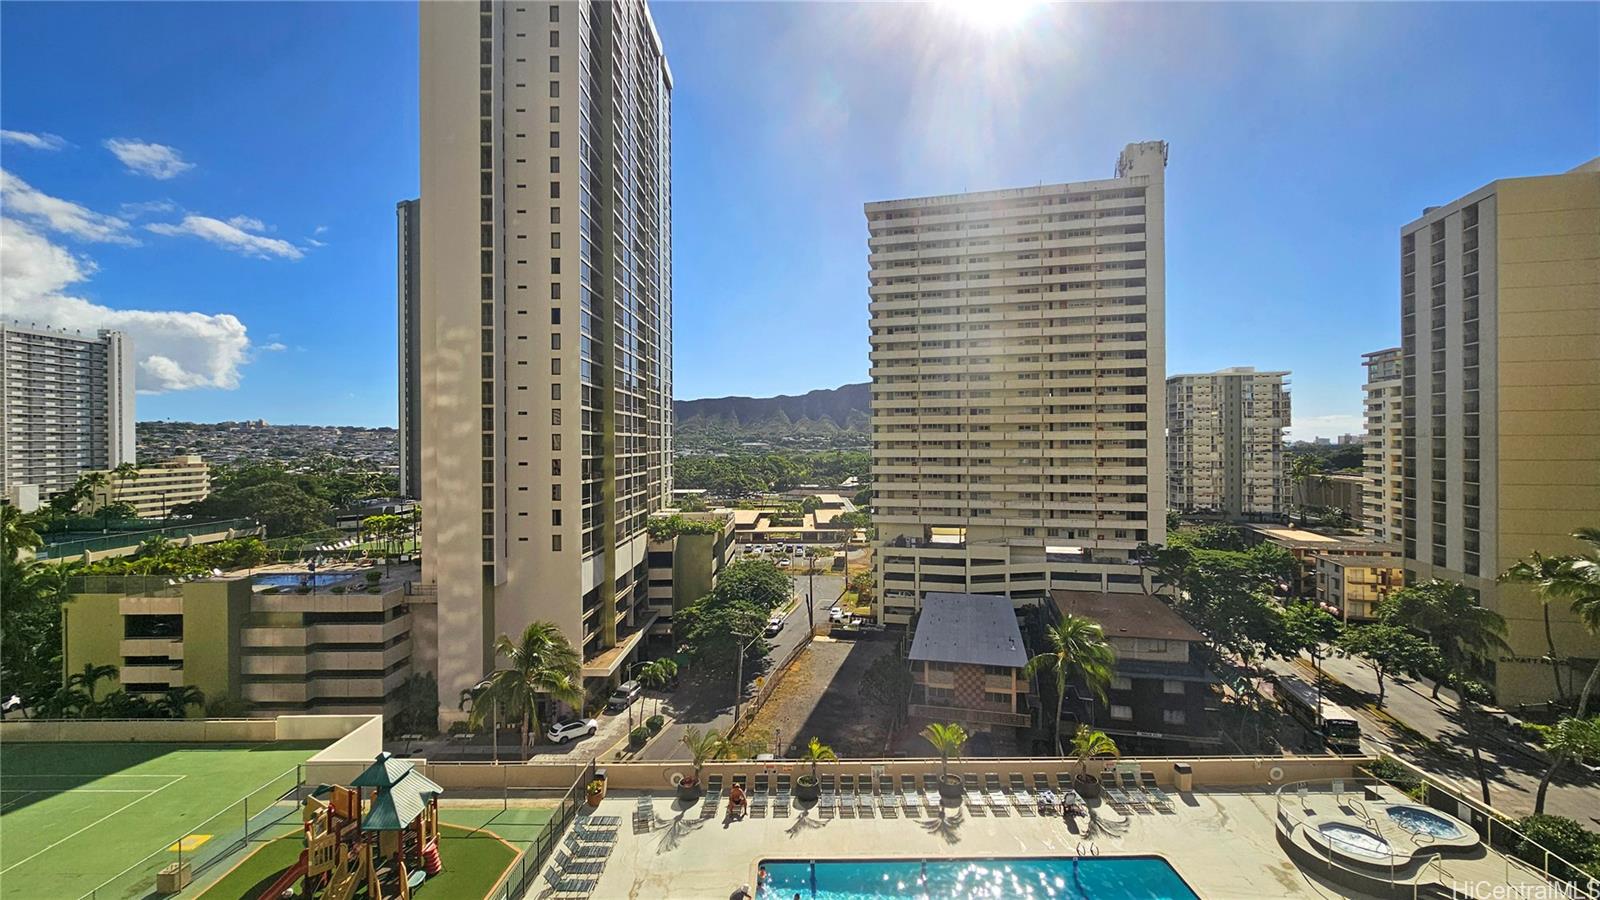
left=908, top=592, right=1028, bottom=669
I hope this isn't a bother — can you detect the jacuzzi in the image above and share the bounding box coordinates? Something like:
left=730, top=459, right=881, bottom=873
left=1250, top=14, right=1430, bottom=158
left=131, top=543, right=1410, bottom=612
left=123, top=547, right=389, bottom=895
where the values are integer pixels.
left=1385, top=805, right=1468, bottom=840
left=1314, top=822, right=1397, bottom=863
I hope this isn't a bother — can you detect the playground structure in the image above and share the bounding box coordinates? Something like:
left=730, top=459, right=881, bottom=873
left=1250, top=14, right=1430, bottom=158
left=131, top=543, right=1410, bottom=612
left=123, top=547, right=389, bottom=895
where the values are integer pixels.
left=259, top=752, right=444, bottom=900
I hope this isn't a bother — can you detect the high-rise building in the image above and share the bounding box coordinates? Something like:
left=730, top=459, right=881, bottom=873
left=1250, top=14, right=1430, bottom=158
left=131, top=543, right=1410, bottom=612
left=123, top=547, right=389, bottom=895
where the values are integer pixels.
left=1166, top=367, right=1290, bottom=519
left=420, top=0, right=673, bottom=709
left=1362, top=347, right=1403, bottom=542
left=0, top=322, right=135, bottom=505
left=867, top=142, right=1168, bottom=625
left=397, top=198, right=422, bottom=500
left=1399, top=158, right=1599, bottom=704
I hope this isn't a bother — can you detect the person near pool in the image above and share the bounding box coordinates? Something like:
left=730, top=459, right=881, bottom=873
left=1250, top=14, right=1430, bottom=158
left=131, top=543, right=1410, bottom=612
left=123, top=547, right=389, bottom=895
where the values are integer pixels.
left=728, top=781, right=747, bottom=817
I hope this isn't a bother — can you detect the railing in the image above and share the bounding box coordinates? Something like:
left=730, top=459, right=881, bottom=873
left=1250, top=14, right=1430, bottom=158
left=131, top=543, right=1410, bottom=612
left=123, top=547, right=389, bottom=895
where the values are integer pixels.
left=76, top=764, right=303, bottom=900
left=485, top=758, right=596, bottom=900
left=37, top=519, right=261, bottom=560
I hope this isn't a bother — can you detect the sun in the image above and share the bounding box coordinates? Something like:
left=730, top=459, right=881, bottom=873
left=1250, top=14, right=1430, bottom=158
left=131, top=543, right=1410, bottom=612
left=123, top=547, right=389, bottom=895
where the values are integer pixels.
left=934, top=0, right=1039, bottom=31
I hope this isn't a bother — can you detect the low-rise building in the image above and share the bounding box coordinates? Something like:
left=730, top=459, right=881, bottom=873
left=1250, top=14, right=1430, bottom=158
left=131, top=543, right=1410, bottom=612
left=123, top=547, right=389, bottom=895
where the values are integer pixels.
left=907, top=592, right=1031, bottom=731
left=1294, top=472, right=1367, bottom=527
left=1241, top=522, right=1401, bottom=596
left=646, top=511, right=737, bottom=637
left=62, top=566, right=419, bottom=717
left=85, top=455, right=210, bottom=519
left=1049, top=589, right=1216, bottom=752
left=1315, top=555, right=1405, bottom=622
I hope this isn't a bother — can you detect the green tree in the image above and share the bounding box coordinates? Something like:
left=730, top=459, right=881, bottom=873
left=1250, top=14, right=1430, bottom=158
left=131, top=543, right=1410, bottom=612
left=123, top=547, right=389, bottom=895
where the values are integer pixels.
left=1505, top=528, right=1600, bottom=719
left=467, top=621, right=583, bottom=756
left=637, top=658, right=678, bottom=716
left=390, top=672, right=440, bottom=736
left=680, top=727, right=743, bottom=788
left=858, top=652, right=912, bottom=715
left=708, top=559, right=792, bottom=611
left=1070, top=725, right=1119, bottom=777
left=1501, top=550, right=1577, bottom=702
left=1284, top=602, right=1344, bottom=694
left=0, top=559, right=73, bottom=703
left=1532, top=716, right=1600, bottom=816
left=920, top=722, right=967, bottom=781
left=1335, top=623, right=1442, bottom=706
left=158, top=686, right=207, bottom=719
left=177, top=480, right=333, bottom=537
left=1023, top=613, right=1116, bottom=755
left=1135, top=542, right=1193, bottom=599
left=1, top=505, right=43, bottom=560
left=674, top=595, right=768, bottom=672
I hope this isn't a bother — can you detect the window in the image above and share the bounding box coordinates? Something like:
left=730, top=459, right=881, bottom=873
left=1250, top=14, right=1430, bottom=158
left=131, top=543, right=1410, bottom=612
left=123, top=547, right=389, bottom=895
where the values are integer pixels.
left=549, top=131, right=560, bottom=148
left=552, top=485, right=561, bottom=501
left=552, top=509, right=562, bottom=526
left=550, top=156, right=560, bottom=174
left=549, top=30, right=559, bottom=47
left=550, top=384, right=560, bottom=400
left=1162, top=709, right=1186, bottom=726
left=549, top=80, right=559, bottom=98
left=1109, top=704, right=1133, bottom=721
left=1110, top=675, right=1132, bottom=691
left=552, top=535, right=562, bottom=551
left=925, top=687, right=953, bottom=703
left=548, top=55, right=559, bottom=73
left=550, top=181, right=560, bottom=199
left=551, top=282, right=561, bottom=299
left=1163, top=679, right=1185, bottom=695
left=1139, top=639, right=1168, bottom=653
left=550, top=308, right=560, bottom=324
left=551, top=433, right=561, bottom=450
left=548, top=5, right=558, bottom=22
left=550, top=207, right=560, bottom=224
left=550, top=358, right=560, bottom=375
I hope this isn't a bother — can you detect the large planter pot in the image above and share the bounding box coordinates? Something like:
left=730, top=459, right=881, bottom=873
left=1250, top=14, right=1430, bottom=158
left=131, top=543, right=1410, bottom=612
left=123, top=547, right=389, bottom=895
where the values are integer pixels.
left=937, top=774, right=964, bottom=802
left=795, top=776, right=820, bottom=803
left=676, top=779, right=703, bottom=803
left=1074, top=773, right=1100, bottom=798
left=585, top=789, right=603, bottom=808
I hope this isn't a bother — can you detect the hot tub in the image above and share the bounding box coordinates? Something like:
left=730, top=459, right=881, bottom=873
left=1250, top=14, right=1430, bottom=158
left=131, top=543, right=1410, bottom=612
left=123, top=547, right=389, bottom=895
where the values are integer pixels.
left=1386, top=805, right=1468, bottom=840
left=1314, top=823, right=1396, bottom=863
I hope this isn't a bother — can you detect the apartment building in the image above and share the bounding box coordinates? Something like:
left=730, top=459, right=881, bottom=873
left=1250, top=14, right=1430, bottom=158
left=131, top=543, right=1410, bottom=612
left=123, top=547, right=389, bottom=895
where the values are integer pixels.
left=645, top=510, right=736, bottom=636
left=1400, top=158, right=1600, bottom=705
left=420, top=0, right=673, bottom=711
left=1166, top=367, right=1290, bottom=519
left=867, top=142, right=1169, bottom=625
left=86, top=455, right=210, bottom=519
left=397, top=198, right=423, bottom=500
left=1297, top=473, right=1367, bottom=526
left=1362, top=348, right=1404, bottom=542
left=1, top=323, right=135, bottom=505
left=1315, top=555, right=1404, bottom=622
left=907, top=592, right=1031, bottom=732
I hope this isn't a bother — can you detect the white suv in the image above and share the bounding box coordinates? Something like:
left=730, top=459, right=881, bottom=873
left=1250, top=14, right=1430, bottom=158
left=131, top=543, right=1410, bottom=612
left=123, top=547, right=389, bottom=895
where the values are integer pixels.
left=545, top=717, right=598, bottom=744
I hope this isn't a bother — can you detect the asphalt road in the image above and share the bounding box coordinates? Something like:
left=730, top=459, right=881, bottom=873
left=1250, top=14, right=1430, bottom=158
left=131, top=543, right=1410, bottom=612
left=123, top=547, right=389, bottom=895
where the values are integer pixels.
left=637, top=573, right=842, bottom=761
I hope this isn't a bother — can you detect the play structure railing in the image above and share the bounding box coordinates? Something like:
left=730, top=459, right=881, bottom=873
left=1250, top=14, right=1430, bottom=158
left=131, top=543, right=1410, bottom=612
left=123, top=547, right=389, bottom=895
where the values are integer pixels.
left=484, top=757, right=597, bottom=900
left=74, top=764, right=304, bottom=900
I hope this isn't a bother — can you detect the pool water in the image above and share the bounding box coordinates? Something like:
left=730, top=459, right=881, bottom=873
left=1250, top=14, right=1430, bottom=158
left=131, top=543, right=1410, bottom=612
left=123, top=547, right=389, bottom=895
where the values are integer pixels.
left=253, top=572, right=354, bottom=588
left=1386, top=805, right=1465, bottom=838
left=1317, top=823, right=1394, bottom=860
left=758, top=857, right=1199, bottom=899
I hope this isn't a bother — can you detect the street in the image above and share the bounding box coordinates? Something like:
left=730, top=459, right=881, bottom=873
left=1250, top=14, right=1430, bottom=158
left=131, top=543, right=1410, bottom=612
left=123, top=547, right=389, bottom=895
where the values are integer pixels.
left=637, top=572, right=842, bottom=761
left=1265, top=652, right=1600, bottom=826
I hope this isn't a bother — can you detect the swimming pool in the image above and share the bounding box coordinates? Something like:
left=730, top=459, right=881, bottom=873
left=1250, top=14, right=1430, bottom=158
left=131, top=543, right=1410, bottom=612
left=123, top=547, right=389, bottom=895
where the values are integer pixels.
left=757, top=856, right=1199, bottom=899
left=253, top=572, right=354, bottom=588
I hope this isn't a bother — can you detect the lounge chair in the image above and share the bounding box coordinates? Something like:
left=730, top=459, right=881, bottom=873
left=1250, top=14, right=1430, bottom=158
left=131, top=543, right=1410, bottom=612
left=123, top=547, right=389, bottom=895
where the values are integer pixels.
left=838, top=775, right=858, bottom=817
left=632, top=794, right=655, bottom=832
left=544, top=866, right=594, bottom=898
left=574, top=822, right=617, bottom=843
left=556, top=849, right=605, bottom=876
left=1008, top=774, right=1037, bottom=816
left=588, top=815, right=621, bottom=827
left=774, top=774, right=792, bottom=817
left=899, top=775, right=920, bottom=817
left=699, top=776, right=722, bottom=820
left=1031, top=774, right=1056, bottom=814
left=564, top=834, right=609, bottom=859
left=1100, top=772, right=1130, bottom=810
left=818, top=774, right=836, bottom=819
left=1140, top=772, right=1174, bottom=811
left=984, top=774, right=1010, bottom=815
left=751, top=774, right=770, bottom=818
left=877, top=775, right=898, bottom=818
left=1118, top=772, right=1151, bottom=811
left=963, top=774, right=987, bottom=816
left=922, top=774, right=943, bottom=814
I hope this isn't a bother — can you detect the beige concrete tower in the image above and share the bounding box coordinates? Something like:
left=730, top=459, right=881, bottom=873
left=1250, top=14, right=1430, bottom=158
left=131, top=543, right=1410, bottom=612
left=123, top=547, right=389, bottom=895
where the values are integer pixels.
left=1362, top=348, right=1404, bottom=542
left=1166, top=367, right=1290, bottom=519
left=867, top=142, right=1169, bottom=624
left=1399, top=158, right=1599, bottom=704
left=420, top=0, right=673, bottom=713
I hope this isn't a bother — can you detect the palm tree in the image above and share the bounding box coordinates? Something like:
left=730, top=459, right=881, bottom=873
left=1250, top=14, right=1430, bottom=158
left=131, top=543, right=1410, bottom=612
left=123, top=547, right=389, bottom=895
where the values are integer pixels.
left=1288, top=455, right=1324, bottom=525
left=467, top=621, right=583, bottom=757
left=1383, top=580, right=1509, bottom=803
left=1070, top=725, right=1120, bottom=780
left=40, top=687, right=92, bottom=718
left=1, top=506, right=43, bottom=561
left=637, top=658, right=678, bottom=717
left=798, top=737, right=837, bottom=790
left=1532, top=716, right=1600, bottom=815
left=1533, top=528, right=1600, bottom=718
left=1500, top=550, right=1572, bottom=702
left=1023, top=613, right=1116, bottom=755
left=68, top=662, right=119, bottom=704
left=920, top=722, right=967, bottom=786
left=680, top=727, right=741, bottom=792
left=159, top=686, right=207, bottom=719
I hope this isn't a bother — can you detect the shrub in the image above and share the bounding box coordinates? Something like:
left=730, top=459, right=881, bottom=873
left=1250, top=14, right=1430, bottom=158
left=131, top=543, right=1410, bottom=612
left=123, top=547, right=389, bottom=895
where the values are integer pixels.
left=263, top=586, right=281, bottom=594
left=629, top=726, right=650, bottom=749
left=1515, top=815, right=1600, bottom=882
left=366, top=586, right=381, bottom=594
left=447, top=721, right=471, bottom=735
left=296, top=586, right=312, bottom=594
left=1364, top=758, right=1421, bottom=792
left=646, top=715, right=664, bottom=734
left=331, top=585, right=345, bottom=594
left=365, top=570, right=382, bottom=584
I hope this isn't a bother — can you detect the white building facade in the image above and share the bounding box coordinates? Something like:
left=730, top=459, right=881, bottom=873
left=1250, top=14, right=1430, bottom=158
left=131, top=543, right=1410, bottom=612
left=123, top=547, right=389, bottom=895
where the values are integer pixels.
left=1166, top=367, right=1290, bottom=519
left=1362, top=347, right=1404, bottom=542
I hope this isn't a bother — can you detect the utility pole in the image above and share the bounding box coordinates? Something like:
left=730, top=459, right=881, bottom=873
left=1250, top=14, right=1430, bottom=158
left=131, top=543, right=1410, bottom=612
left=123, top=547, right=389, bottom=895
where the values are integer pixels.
left=733, top=631, right=762, bottom=726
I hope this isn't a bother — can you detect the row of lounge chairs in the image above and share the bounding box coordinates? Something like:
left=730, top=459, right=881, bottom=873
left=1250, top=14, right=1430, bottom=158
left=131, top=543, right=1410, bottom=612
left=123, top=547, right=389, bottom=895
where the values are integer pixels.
left=544, top=815, right=620, bottom=897
left=1097, top=770, right=1175, bottom=814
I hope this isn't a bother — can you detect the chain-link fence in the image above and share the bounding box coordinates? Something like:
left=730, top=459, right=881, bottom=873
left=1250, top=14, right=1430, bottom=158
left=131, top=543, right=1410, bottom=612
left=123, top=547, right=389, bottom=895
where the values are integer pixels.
left=38, top=519, right=261, bottom=560
left=75, top=765, right=303, bottom=900
left=485, top=759, right=595, bottom=900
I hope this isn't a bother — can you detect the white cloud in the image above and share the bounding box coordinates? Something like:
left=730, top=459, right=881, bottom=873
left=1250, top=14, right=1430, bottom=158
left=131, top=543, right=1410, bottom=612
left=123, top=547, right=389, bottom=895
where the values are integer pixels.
left=1, top=130, right=67, bottom=151
left=1288, top=413, right=1364, bottom=443
left=146, top=215, right=304, bottom=260
left=261, top=342, right=288, bottom=352
left=104, top=138, right=194, bottom=180
left=313, top=225, right=328, bottom=235
left=226, top=215, right=268, bottom=232
left=0, top=168, right=134, bottom=243
left=1, top=215, right=254, bottom=393
left=304, top=237, right=327, bottom=248
left=118, top=199, right=178, bottom=218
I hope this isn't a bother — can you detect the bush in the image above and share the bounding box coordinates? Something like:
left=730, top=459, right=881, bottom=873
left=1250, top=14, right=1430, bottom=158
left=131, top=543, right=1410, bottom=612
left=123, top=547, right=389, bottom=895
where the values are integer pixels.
left=1459, top=678, right=1495, bottom=706
left=628, top=726, right=650, bottom=749
left=1515, top=814, right=1600, bottom=882
left=263, top=586, right=281, bottom=594
left=447, top=721, right=472, bottom=735
left=1364, top=758, right=1421, bottom=792
left=646, top=715, right=664, bottom=734
left=296, top=586, right=312, bottom=594
left=365, top=570, right=382, bottom=584
left=366, top=586, right=381, bottom=594
left=330, top=585, right=345, bottom=594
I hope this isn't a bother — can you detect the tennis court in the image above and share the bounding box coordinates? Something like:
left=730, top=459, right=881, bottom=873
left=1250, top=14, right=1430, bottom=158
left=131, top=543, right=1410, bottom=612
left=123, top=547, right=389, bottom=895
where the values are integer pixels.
left=0, top=741, right=322, bottom=899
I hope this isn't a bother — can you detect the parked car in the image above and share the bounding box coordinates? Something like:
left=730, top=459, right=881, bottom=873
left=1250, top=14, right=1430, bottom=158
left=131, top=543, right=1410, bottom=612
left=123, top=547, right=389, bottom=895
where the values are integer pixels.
left=828, top=606, right=845, bottom=623
left=546, top=717, right=598, bottom=744
left=765, top=613, right=786, bottom=636
left=606, top=680, right=642, bottom=713
left=778, top=558, right=792, bottom=568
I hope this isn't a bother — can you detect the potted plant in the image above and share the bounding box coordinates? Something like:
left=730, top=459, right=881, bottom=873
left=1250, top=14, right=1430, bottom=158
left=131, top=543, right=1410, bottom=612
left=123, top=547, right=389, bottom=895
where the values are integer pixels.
left=1070, top=725, right=1119, bottom=797
left=677, top=727, right=732, bottom=802
left=795, top=737, right=836, bottom=803
left=585, top=777, right=606, bottom=807
left=921, top=722, right=969, bottom=801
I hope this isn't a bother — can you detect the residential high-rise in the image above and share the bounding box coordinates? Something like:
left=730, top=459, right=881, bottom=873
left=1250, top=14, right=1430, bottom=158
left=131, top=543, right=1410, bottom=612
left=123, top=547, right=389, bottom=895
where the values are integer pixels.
left=1362, top=347, right=1403, bottom=542
left=420, top=0, right=673, bottom=710
left=1399, top=158, right=1599, bottom=705
left=1166, top=367, right=1290, bottom=519
left=867, top=141, right=1168, bottom=624
left=0, top=323, right=135, bottom=505
left=397, top=198, right=422, bottom=500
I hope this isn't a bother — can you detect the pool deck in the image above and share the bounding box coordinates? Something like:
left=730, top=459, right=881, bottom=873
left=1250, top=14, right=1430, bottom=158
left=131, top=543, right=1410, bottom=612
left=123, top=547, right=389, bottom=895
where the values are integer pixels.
left=578, top=788, right=1374, bottom=898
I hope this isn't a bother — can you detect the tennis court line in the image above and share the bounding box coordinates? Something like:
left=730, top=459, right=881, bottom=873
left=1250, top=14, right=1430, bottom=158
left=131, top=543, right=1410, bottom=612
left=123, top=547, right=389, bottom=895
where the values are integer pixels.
left=2, top=788, right=156, bottom=794
left=0, top=775, right=186, bottom=875
left=0, top=792, right=37, bottom=812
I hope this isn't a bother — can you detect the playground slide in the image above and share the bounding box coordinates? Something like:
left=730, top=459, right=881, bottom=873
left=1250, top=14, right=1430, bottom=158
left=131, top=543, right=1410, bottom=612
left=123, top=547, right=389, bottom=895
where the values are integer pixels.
left=256, top=852, right=307, bottom=900
left=322, top=865, right=361, bottom=900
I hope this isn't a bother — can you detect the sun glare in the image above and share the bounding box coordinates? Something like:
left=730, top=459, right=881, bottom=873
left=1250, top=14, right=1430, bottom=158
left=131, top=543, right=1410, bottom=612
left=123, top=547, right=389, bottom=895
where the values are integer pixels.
left=934, top=0, right=1039, bottom=32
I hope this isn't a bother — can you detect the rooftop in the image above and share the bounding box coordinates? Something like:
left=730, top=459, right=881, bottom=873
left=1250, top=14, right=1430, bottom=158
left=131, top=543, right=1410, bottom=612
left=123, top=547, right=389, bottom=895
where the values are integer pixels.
left=908, top=592, right=1027, bottom=669
left=1051, top=589, right=1205, bottom=644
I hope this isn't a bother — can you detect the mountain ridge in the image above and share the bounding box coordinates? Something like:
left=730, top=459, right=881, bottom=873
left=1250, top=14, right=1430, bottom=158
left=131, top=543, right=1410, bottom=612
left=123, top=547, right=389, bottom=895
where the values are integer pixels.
left=673, top=382, right=869, bottom=430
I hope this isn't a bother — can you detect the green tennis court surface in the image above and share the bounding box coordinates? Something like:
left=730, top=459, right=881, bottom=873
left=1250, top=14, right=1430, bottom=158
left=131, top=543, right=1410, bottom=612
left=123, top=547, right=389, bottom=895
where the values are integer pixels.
left=0, top=741, right=321, bottom=899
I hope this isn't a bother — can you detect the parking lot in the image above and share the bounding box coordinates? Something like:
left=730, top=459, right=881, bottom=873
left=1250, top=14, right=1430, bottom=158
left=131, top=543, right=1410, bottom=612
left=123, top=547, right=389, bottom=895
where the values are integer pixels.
left=738, top=631, right=900, bottom=758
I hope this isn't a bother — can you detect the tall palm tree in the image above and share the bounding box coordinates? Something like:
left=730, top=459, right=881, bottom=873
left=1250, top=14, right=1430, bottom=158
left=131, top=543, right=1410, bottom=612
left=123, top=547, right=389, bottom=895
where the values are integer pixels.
left=1531, top=716, right=1600, bottom=815
left=637, top=658, right=678, bottom=717
left=1537, top=527, right=1600, bottom=718
left=1500, top=550, right=1572, bottom=702
left=1, top=506, right=43, bottom=561
left=68, top=662, right=118, bottom=703
left=1288, top=455, right=1324, bottom=525
left=467, top=621, right=583, bottom=757
left=159, top=686, right=207, bottom=719
left=1383, top=580, right=1509, bottom=803
left=1023, top=613, right=1116, bottom=755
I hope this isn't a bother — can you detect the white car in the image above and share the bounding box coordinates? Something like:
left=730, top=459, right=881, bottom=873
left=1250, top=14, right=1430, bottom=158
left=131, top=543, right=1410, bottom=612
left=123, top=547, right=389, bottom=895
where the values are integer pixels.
left=778, top=558, right=791, bottom=568
left=545, top=717, right=598, bottom=744
left=828, top=606, right=845, bottom=623
left=765, top=613, right=786, bottom=636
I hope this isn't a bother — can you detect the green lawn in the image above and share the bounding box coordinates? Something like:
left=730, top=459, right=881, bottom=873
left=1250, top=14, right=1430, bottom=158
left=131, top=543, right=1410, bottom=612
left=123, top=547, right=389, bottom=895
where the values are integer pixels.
left=197, top=823, right=519, bottom=900
left=0, top=741, right=321, bottom=899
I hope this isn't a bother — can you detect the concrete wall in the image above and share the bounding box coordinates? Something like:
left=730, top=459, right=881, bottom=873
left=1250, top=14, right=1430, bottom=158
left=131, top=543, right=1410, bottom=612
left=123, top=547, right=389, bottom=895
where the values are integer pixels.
left=62, top=593, right=126, bottom=694
left=0, top=718, right=275, bottom=743
left=182, top=579, right=251, bottom=702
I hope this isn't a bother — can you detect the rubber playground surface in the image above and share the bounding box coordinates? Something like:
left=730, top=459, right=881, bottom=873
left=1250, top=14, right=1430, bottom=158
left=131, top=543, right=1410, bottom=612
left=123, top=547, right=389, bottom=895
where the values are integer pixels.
left=0, top=741, right=322, bottom=899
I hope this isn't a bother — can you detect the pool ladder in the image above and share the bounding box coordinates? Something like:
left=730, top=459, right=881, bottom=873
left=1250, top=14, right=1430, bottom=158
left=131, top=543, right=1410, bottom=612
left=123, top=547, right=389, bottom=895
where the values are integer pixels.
left=1076, top=841, right=1100, bottom=857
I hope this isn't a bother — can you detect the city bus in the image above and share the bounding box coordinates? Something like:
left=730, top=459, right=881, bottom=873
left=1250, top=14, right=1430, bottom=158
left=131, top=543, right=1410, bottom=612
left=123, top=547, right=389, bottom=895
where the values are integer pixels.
left=1274, top=673, right=1362, bottom=753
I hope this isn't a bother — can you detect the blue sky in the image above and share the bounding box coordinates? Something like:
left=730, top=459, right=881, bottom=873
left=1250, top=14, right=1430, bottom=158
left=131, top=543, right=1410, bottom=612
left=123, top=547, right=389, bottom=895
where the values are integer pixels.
left=2, top=2, right=1594, bottom=438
